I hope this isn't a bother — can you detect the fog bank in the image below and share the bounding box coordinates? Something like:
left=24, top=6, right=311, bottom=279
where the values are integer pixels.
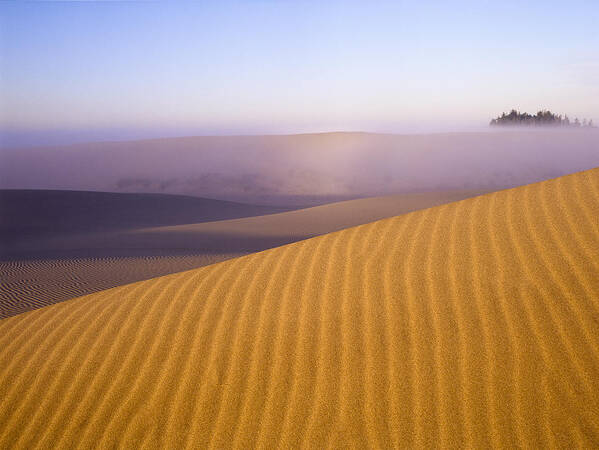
left=1, top=130, right=598, bottom=206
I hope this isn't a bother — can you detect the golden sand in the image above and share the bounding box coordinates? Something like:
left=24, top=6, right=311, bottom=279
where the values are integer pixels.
left=0, top=169, right=598, bottom=448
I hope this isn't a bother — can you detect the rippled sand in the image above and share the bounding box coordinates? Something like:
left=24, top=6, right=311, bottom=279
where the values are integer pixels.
left=0, top=168, right=598, bottom=448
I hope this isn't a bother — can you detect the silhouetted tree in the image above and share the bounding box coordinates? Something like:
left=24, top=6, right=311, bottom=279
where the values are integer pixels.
left=490, top=110, right=592, bottom=128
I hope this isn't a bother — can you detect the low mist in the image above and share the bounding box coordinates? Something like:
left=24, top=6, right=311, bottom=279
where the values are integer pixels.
left=1, top=130, right=598, bottom=206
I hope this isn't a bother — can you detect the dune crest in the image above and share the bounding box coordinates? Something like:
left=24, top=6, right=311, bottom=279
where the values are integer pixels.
left=1, top=168, right=599, bottom=448
left=1, top=189, right=483, bottom=318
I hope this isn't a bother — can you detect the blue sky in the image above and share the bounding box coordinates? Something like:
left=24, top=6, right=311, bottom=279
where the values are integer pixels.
left=1, top=0, right=598, bottom=145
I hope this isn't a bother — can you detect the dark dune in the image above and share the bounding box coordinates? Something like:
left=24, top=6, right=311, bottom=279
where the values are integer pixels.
left=0, top=189, right=289, bottom=239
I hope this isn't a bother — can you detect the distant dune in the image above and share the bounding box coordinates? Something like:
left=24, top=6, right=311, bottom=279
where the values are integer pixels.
left=1, top=189, right=482, bottom=318
left=1, top=168, right=597, bottom=447
left=0, top=189, right=287, bottom=238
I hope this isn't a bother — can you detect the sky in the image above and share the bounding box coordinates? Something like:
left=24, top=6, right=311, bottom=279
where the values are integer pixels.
left=1, top=0, right=598, bottom=146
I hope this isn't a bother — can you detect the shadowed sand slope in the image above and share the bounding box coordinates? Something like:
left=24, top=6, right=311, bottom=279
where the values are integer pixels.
left=0, top=254, right=244, bottom=319
left=1, top=190, right=482, bottom=318
left=0, top=189, right=288, bottom=238
left=1, top=168, right=599, bottom=448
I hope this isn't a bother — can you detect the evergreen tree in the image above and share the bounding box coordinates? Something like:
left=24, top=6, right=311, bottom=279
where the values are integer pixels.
left=489, top=109, right=589, bottom=128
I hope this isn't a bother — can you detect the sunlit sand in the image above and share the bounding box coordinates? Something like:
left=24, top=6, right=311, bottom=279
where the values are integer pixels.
left=1, top=168, right=597, bottom=447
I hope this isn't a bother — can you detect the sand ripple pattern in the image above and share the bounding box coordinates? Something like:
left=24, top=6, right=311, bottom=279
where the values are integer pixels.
left=0, top=254, right=243, bottom=319
left=1, top=168, right=599, bottom=448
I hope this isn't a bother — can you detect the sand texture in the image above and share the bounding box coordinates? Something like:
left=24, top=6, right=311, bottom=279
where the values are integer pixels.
left=1, top=190, right=482, bottom=318
left=0, top=254, right=243, bottom=319
left=1, top=168, right=598, bottom=448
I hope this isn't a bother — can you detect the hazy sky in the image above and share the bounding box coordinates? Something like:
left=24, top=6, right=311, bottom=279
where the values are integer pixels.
left=1, top=1, right=598, bottom=146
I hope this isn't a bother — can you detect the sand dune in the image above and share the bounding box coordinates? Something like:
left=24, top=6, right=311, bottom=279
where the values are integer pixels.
left=0, top=189, right=287, bottom=239
left=1, top=168, right=598, bottom=448
left=1, top=189, right=482, bottom=318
